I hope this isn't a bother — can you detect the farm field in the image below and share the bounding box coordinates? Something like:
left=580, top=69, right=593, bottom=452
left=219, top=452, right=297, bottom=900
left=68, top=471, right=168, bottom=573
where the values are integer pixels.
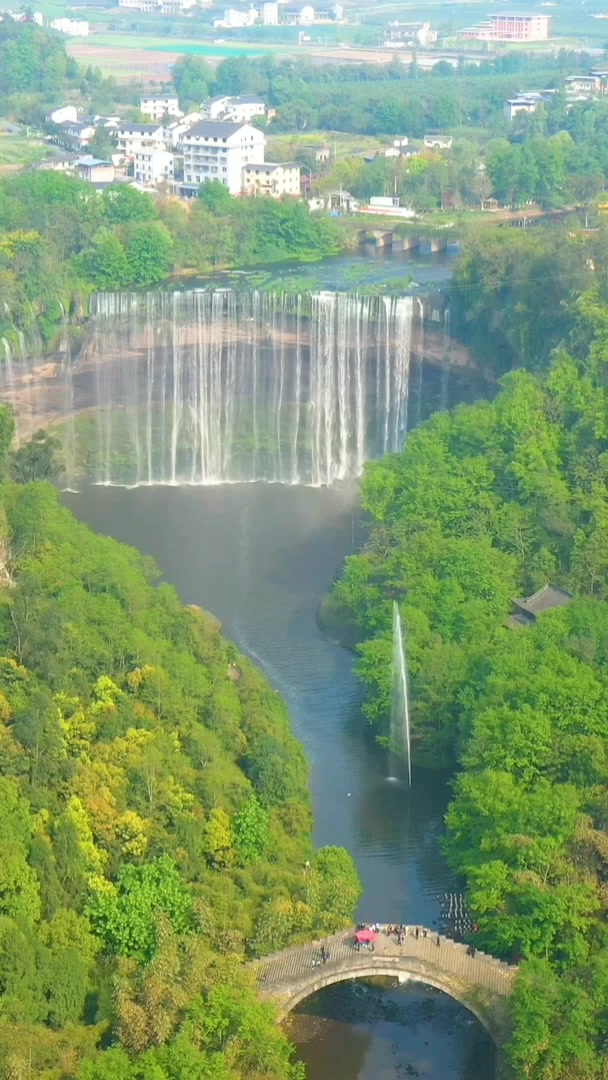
left=68, top=33, right=286, bottom=78
left=0, top=136, right=47, bottom=174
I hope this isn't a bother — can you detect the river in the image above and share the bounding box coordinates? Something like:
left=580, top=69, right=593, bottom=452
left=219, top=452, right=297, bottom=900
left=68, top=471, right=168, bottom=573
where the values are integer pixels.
left=55, top=247, right=496, bottom=1078
left=62, top=479, right=496, bottom=1080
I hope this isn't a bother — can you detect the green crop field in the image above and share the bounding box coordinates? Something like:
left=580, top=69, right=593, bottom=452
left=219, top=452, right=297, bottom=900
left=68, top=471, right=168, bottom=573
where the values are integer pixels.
left=0, top=137, right=47, bottom=172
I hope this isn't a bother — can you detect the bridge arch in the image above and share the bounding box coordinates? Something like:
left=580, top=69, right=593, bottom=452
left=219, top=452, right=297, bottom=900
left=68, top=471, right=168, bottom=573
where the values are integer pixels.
left=252, top=928, right=516, bottom=1049
left=274, top=958, right=502, bottom=1042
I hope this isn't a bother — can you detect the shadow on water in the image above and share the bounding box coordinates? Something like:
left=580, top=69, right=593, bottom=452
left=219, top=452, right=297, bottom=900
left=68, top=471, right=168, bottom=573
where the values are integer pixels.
left=287, top=979, right=496, bottom=1080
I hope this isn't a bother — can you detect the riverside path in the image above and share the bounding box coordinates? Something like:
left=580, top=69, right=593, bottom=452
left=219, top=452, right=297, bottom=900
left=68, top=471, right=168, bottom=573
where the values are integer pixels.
left=251, top=925, right=517, bottom=1047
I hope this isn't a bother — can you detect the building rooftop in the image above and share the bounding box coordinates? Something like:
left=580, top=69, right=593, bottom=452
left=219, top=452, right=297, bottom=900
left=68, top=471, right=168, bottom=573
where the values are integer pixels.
left=184, top=119, right=250, bottom=138
left=509, top=584, right=574, bottom=627
left=58, top=119, right=92, bottom=131
left=117, top=124, right=163, bottom=134
left=76, top=156, right=113, bottom=167
left=244, top=161, right=298, bottom=171
left=230, top=94, right=266, bottom=104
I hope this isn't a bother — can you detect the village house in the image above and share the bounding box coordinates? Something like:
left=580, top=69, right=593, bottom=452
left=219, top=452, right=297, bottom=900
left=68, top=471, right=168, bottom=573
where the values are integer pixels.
left=115, top=123, right=166, bottom=158
left=55, top=119, right=96, bottom=150
left=180, top=119, right=265, bottom=195
left=75, top=156, right=115, bottom=184
left=509, top=584, right=574, bottom=628
left=134, top=148, right=175, bottom=185
left=242, top=161, right=300, bottom=197
left=139, top=93, right=182, bottom=120
left=423, top=134, right=453, bottom=150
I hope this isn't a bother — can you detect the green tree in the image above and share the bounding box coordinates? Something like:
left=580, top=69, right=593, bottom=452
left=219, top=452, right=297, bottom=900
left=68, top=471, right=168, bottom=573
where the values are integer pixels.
left=124, top=222, right=173, bottom=287
left=87, top=855, right=192, bottom=961
left=310, top=847, right=361, bottom=933
left=234, top=794, right=269, bottom=864
left=12, top=429, right=61, bottom=484
left=197, top=179, right=233, bottom=215
left=84, top=229, right=131, bottom=289
left=173, top=55, right=214, bottom=107
left=101, top=185, right=156, bottom=225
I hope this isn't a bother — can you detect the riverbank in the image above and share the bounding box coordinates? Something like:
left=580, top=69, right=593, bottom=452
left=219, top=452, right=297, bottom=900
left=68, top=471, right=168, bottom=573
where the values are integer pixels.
left=0, top=167, right=463, bottom=356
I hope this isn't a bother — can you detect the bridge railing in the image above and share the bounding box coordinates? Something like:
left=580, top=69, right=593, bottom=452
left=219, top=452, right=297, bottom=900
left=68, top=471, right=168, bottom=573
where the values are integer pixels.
left=250, top=924, right=517, bottom=996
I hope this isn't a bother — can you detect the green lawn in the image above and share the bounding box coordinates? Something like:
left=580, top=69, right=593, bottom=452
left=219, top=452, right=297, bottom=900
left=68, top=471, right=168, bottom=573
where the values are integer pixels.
left=150, top=41, right=267, bottom=56
left=70, top=31, right=274, bottom=56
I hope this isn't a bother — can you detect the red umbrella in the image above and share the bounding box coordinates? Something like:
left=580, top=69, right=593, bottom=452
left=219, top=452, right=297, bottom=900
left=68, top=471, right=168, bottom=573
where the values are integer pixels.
left=355, top=929, right=377, bottom=943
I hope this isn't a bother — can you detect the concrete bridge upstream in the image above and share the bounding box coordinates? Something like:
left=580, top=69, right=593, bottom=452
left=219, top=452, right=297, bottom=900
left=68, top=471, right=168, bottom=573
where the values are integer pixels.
left=252, top=926, right=517, bottom=1048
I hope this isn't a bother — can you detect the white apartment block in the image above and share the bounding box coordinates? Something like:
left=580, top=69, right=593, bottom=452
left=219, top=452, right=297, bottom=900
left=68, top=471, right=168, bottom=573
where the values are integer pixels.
left=243, top=161, right=300, bottom=197
left=50, top=17, right=89, bottom=34
left=140, top=94, right=182, bottom=120
left=261, top=1, right=279, bottom=23
left=203, top=95, right=267, bottom=123
left=204, top=96, right=233, bottom=120
left=166, top=112, right=202, bottom=147
left=214, top=6, right=257, bottom=26
left=116, top=124, right=166, bottom=158
left=181, top=120, right=266, bottom=195
left=225, top=96, right=267, bottom=124
left=134, top=148, right=175, bottom=185
left=48, top=105, right=78, bottom=124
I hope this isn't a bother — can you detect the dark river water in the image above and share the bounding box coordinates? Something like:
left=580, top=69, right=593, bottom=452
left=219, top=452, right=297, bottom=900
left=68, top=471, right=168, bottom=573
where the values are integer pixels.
left=63, top=480, right=495, bottom=1079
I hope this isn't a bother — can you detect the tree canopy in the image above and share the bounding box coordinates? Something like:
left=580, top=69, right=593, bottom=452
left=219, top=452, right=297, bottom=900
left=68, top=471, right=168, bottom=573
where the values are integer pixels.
left=0, top=444, right=360, bottom=1078
left=333, top=267, right=608, bottom=1077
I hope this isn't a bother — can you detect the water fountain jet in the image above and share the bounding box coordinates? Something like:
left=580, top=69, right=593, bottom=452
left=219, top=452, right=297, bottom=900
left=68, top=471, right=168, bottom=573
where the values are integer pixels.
left=389, top=600, right=411, bottom=787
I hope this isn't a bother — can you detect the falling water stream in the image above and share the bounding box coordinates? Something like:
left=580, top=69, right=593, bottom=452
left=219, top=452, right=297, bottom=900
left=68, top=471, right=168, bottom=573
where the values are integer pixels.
left=390, top=602, right=411, bottom=786
left=0, top=290, right=416, bottom=488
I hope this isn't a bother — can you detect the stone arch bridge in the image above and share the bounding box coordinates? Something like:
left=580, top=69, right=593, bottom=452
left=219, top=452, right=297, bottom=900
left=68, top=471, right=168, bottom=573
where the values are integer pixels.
left=251, top=926, right=517, bottom=1048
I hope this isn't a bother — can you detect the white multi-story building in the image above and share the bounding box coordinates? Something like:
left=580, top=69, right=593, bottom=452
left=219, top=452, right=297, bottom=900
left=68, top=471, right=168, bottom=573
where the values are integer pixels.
left=242, top=161, right=300, bottom=197
left=214, top=6, right=257, bottom=26
left=202, top=95, right=267, bottom=123
left=203, top=95, right=233, bottom=120
left=55, top=119, right=96, bottom=149
left=48, top=105, right=78, bottom=125
left=140, top=94, right=182, bottom=120
left=503, top=90, right=556, bottom=122
left=50, top=17, right=89, bottom=34
left=116, top=123, right=166, bottom=158
left=134, top=148, right=175, bottom=185
left=285, top=2, right=315, bottom=24
left=181, top=120, right=266, bottom=195
left=224, top=96, right=267, bottom=124
left=261, top=1, right=279, bottom=23
left=166, top=112, right=202, bottom=147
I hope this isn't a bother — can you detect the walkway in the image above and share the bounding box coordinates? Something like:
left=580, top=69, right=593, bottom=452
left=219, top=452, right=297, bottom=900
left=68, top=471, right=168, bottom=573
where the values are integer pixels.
left=252, top=925, right=517, bottom=1045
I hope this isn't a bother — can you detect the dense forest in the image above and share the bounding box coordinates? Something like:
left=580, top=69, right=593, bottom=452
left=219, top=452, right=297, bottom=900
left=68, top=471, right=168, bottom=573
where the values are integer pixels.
left=0, top=411, right=360, bottom=1079
left=331, top=232, right=608, bottom=1076
left=0, top=173, right=339, bottom=350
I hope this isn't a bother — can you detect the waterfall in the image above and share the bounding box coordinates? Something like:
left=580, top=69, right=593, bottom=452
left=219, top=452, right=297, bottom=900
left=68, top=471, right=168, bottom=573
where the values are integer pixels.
left=0, top=289, right=416, bottom=488
left=390, top=600, right=411, bottom=786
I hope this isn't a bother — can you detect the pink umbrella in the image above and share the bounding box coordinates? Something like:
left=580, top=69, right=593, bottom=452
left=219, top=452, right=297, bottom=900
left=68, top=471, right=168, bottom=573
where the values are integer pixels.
left=355, top=929, right=377, bottom=943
